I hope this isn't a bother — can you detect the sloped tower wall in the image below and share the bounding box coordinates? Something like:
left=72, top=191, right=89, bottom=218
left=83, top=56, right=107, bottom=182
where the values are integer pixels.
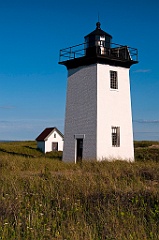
left=63, top=64, right=97, bottom=162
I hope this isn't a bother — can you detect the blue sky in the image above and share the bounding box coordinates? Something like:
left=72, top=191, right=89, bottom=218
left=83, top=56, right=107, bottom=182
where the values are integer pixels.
left=0, top=0, right=159, bottom=141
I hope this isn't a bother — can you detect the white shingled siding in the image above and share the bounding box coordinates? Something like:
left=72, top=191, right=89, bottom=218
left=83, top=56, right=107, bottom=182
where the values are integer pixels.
left=45, top=130, right=63, bottom=153
left=97, top=64, right=134, bottom=161
left=37, top=130, right=64, bottom=153
left=63, top=64, right=97, bottom=162
left=63, top=63, right=134, bottom=162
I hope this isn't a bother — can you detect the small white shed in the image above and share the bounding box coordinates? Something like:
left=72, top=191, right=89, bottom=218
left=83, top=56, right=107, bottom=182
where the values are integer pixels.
left=36, top=127, right=64, bottom=153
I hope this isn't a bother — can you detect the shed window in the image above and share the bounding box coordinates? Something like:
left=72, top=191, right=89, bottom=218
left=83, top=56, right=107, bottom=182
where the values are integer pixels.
left=110, top=71, right=118, bottom=89
left=112, top=127, right=120, bottom=147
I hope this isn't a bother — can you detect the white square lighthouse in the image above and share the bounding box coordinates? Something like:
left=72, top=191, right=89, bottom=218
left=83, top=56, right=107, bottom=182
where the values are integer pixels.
left=59, top=22, right=138, bottom=163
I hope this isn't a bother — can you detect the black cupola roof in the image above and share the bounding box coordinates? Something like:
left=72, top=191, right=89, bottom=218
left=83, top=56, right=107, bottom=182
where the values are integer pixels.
left=84, top=22, right=112, bottom=39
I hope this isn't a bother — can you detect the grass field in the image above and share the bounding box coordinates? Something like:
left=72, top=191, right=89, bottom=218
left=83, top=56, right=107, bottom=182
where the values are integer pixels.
left=0, top=141, right=159, bottom=239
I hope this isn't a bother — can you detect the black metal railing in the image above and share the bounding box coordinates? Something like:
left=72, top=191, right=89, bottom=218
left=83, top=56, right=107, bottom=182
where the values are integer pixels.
left=59, top=41, right=138, bottom=63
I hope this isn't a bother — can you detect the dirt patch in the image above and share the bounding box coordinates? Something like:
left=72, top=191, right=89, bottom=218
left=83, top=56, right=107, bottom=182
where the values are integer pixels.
left=149, top=145, right=159, bottom=149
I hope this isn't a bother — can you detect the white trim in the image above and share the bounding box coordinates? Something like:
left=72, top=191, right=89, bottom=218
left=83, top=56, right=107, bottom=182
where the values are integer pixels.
left=74, top=134, right=85, bottom=139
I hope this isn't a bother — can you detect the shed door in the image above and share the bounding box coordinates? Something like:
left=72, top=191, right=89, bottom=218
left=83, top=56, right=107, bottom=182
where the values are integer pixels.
left=76, top=139, right=83, bottom=162
left=52, top=142, right=58, bottom=151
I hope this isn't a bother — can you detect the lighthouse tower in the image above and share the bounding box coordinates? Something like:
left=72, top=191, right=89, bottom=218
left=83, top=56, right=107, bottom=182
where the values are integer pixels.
left=59, top=22, right=138, bottom=162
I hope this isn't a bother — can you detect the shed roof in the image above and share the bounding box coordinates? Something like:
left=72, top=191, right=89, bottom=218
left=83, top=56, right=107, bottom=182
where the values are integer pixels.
left=36, top=127, right=64, bottom=141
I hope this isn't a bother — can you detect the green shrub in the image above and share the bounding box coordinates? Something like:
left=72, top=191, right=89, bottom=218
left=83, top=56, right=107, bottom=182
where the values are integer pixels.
left=134, top=141, right=159, bottom=148
left=45, top=151, right=63, bottom=160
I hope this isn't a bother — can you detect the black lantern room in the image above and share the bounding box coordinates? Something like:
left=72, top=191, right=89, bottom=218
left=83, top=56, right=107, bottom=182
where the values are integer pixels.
left=84, top=22, right=112, bottom=57
left=59, top=22, right=138, bottom=69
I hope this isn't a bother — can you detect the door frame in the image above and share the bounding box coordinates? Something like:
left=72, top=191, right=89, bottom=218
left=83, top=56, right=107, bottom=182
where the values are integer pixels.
left=74, top=134, right=85, bottom=163
left=76, top=138, right=83, bottom=163
left=52, top=142, right=58, bottom=151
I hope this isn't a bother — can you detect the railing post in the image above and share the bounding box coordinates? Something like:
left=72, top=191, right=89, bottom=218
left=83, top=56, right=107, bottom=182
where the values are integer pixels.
left=59, top=50, right=61, bottom=62
left=69, top=47, right=72, bottom=60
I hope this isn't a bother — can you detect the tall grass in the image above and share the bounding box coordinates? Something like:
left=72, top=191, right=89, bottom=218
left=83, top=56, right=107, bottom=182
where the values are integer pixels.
left=0, top=141, right=159, bottom=239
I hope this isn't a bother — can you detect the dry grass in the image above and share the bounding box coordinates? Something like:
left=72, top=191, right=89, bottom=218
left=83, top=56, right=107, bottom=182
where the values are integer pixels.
left=0, top=141, right=159, bottom=239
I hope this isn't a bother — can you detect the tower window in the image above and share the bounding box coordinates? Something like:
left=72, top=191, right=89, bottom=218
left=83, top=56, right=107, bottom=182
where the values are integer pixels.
left=112, top=127, right=120, bottom=147
left=110, top=71, right=118, bottom=89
